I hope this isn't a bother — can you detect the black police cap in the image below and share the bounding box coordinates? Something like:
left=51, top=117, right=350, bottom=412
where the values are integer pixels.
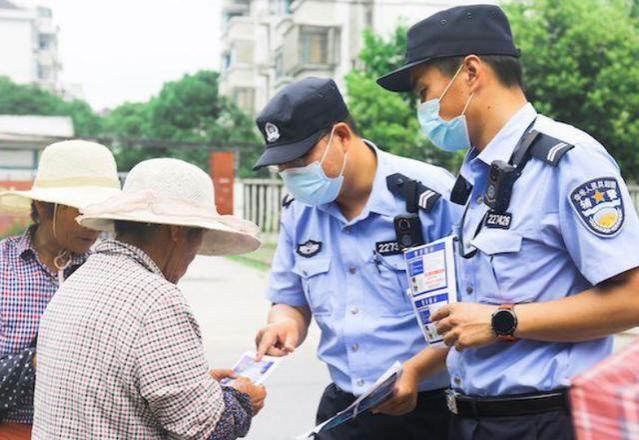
left=253, top=77, right=349, bottom=170
left=377, top=4, right=520, bottom=93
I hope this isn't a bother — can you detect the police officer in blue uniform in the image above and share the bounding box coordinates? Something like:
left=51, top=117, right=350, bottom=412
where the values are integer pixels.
left=252, top=77, right=460, bottom=439
left=377, top=4, right=639, bottom=440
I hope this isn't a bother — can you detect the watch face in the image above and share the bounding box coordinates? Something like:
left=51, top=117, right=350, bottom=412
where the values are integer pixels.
left=492, top=309, right=516, bottom=335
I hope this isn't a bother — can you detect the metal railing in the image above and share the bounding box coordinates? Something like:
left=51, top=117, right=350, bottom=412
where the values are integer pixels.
left=236, top=181, right=639, bottom=235
left=235, top=178, right=287, bottom=234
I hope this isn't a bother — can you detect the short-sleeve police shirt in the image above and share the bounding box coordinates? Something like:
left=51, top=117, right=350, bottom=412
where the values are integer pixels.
left=449, top=103, right=639, bottom=396
left=266, top=141, right=461, bottom=395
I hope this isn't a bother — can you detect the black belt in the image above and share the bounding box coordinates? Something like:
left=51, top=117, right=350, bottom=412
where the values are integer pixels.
left=446, top=389, right=571, bottom=418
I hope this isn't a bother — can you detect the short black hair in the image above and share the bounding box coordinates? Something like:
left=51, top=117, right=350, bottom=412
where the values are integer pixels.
left=429, top=55, right=524, bottom=89
left=114, top=220, right=202, bottom=242
left=30, top=201, right=55, bottom=224
left=320, top=113, right=360, bottom=138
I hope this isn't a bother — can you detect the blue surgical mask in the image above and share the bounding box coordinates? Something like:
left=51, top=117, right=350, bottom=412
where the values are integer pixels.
left=417, top=65, right=473, bottom=152
left=279, top=129, right=348, bottom=206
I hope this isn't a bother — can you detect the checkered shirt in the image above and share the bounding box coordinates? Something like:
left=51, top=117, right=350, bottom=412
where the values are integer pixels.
left=32, top=239, right=243, bottom=439
left=571, top=339, right=639, bottom=439
left=0, top=227, right=85, bottom=424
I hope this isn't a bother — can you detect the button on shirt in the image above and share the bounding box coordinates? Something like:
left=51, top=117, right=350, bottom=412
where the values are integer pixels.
left=450, top=103, right=639, bottom=396
left=266, top=141, right=460, bottom=395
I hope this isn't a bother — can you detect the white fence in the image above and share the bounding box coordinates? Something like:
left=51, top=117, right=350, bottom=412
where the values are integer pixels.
left=235, top=179, right=287, bottom=234
left=236, top=180, right=639, bottom=235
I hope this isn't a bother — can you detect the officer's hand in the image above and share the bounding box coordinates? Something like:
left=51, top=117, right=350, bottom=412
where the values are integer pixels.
left=431, top=303, right=497, bottom=351
left=255, top=318, right=299, bottom=361
left=230, top=376, right=267, bottom=415
left=372, top=365, right=419, bottom=416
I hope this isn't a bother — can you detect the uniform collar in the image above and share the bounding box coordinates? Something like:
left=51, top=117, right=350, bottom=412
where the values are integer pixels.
left=364, top=140, right=397, bottom=217
left=461, top=102, right=537, bottom=180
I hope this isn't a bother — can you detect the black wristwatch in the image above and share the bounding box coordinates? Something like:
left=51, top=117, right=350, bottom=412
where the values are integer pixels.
left=491, top=304, right=518, bottom=342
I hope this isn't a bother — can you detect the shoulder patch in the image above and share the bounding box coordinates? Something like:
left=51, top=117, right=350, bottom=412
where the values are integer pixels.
left=282, top=194, right=295, bottom=208
left=570, top=177, right=624, bottom=237
left=386, top=173, right=441, bottom=213
left=296, top=240, right=322, bottom=258
left=530, top=132, right=574, bottom=166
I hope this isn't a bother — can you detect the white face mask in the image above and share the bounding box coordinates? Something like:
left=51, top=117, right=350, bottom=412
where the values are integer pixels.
left=278, top=128, right=348, bottom=206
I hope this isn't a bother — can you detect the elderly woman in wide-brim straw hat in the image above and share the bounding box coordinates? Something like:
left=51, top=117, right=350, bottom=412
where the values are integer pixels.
left=33, top=158, right=266, bottom=440
left=0, top=140, right=120, bottom=438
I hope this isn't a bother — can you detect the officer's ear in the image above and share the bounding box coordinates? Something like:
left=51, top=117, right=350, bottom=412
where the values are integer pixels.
left=332, top=122, right=353, bottom=153
left=462, top=55, right=482, bottom=93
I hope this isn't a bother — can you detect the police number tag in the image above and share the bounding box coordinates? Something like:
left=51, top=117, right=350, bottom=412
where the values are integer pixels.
left=403, top=236, right=458, bottom=347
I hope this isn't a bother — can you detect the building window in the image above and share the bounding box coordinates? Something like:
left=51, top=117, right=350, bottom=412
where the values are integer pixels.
left=270, top=0, right=292, bottom=15
left=233, top=87, right=255, bottom=113
left=222, top=52, right=232, bottom=71
left=300, top=26, right=330, bottom=65
left=38, top=35, right=51, bottom=50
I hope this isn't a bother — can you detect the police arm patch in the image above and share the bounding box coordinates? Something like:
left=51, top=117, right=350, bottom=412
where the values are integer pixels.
left=570, top=177, right=624, bottom=238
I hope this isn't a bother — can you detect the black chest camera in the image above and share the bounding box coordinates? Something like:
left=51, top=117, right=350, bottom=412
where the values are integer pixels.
left=484, top=160, right=520, bottom=213
left=394, top=215, right=424, bottom=249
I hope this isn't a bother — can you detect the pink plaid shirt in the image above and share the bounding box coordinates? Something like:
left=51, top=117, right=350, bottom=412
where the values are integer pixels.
left=0, top=227, right=85, bottom=424
left=33, top=239, right=252, bottom=439
left=571, top=339, right=639, bottom=439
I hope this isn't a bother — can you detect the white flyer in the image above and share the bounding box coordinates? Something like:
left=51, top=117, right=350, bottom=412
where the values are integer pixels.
left=219, top=351, right=282, bottom=385
left=403, top=236, right=458, bottom=347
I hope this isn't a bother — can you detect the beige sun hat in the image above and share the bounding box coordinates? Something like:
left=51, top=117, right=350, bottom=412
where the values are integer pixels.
left=0, top=140, right=121, bottom=214
left=77, top=158, right=261, bottom=256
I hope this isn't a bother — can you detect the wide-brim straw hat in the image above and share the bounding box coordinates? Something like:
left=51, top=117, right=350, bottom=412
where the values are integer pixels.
left=0, top=140, right=121, bottom=213
left=78, top=158, right=261, bottom=256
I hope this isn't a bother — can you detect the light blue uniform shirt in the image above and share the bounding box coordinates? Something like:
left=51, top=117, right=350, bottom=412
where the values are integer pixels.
left=449, top=103, right=639, bottom=396
left=266, top=141, right=460, bottom=395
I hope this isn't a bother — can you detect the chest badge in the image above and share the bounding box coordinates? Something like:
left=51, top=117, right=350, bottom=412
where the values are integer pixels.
left=296, top=240, right=322, bottom=258
left=570, top=177, right=624, bottom=237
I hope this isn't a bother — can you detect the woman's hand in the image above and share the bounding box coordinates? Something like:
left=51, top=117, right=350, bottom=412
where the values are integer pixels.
left=230, top=377, right=267, bottom=415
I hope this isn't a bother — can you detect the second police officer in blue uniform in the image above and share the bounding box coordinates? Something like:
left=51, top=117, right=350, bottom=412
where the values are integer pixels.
left=378, top=4, right=639, bottom=440
left=252, top=77, right=460, bottom=439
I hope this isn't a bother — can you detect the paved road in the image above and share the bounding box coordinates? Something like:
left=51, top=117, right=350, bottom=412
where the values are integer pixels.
left=179, top=255, right=329, bottom=440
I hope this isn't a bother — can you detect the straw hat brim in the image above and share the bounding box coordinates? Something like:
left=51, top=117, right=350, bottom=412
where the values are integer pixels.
left=78, top=211, right=261, bottom=256
left=0, top=186, right=122, bottom=214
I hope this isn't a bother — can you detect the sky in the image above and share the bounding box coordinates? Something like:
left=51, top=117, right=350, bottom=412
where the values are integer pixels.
left=19, top=0, right=223, bottom=111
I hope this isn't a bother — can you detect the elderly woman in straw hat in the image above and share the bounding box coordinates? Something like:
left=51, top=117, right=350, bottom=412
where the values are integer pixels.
left=33, top=158, right=266, bottom=439
left=0, top=140, right=120, bottom=438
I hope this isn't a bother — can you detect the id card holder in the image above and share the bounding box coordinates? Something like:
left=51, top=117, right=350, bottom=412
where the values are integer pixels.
left=402, top=236, right=458, bottom=347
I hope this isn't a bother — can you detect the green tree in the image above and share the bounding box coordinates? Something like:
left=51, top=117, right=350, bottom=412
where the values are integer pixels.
left=104, top=71, right=263, bottom=177
left=0, top=76, right=101, bottom=137
left=505, top=0, right=639, bottom=179
left=345, top=27, right=464, bottom=172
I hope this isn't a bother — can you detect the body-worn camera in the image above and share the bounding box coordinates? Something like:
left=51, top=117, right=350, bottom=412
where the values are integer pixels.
left=484, top=160, right=520, bottom=213
left=394, top=214, right=424, bottom=249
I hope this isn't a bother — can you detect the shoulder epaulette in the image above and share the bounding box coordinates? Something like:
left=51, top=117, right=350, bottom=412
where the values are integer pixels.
left=386, top=173, right=441, bottom=213
left=530, top=132, right=574, bottom=166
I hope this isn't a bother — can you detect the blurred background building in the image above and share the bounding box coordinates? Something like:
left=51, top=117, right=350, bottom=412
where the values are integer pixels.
left=0, top=0, right=61, bottom=91
left=219, top=0, right=498, bottom=114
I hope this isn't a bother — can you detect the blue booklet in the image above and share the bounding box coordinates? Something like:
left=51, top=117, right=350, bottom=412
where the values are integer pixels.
left=297, top=362, right=403, bottom=439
